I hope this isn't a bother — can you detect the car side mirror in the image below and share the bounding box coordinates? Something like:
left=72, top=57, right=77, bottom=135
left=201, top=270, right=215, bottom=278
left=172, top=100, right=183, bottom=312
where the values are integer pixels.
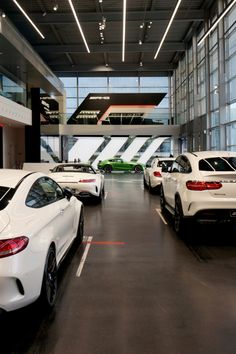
left=64, top=187, right=73, bottom=200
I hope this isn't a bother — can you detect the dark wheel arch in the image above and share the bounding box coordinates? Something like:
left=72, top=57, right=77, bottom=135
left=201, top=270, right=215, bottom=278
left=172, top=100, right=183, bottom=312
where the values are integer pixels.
left=40, top=245, right=58, bottom=308
left=160, top=185, right=166, bottom=211
left=174, top=195, right=186, bottom=236
left=104, top=165, right=112, bottom=173
left=75, top=206, right=84, bottom=244
left=134, top=165, right=143, bottom=173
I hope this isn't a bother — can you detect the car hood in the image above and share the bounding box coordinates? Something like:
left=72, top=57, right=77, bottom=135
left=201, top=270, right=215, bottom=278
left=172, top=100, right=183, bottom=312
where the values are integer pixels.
left=50, top=172, right=98, bottom=182
left=0, top=210, right=10, bottom=234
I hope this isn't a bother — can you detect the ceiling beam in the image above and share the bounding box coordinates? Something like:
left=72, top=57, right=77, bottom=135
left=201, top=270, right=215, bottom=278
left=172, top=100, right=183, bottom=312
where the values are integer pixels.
left=9, top=10, right=204, bottom=24
left=50, top=63, right=176, bottom=73
left=34, top=42, right=185, bottom=54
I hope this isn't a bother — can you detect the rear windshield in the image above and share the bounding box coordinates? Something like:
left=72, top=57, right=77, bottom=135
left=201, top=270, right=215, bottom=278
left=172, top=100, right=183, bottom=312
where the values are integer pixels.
left=199, top=157, right=236, bottom=171
left=52, top=165, right=96, bottom=174
left=0, top=186, right=15, bottom=210
left=158, top=160, right=174, bottom=168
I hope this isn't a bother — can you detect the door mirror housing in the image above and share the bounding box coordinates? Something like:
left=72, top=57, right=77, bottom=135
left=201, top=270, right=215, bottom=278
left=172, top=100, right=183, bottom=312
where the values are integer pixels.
left=64, top=187, right=73, bottom=200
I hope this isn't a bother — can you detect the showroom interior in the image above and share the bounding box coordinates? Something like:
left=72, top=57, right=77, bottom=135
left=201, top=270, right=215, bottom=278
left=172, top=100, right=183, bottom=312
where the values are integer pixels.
left=1, top=0, right=236, bottom=353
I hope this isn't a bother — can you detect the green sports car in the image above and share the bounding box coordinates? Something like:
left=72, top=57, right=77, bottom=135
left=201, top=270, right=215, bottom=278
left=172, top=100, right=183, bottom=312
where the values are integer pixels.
left=97, top=158, right=144, bottom=173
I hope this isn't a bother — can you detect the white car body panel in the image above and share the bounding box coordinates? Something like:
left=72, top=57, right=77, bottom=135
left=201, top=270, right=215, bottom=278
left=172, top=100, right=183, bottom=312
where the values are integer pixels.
left=50, top=164, right=104, bottom=198
left=0, top=169, right=82, bottom=312
left=161, top=151, right=236, bottom=223
left=144, top=157, right=174, bottom=190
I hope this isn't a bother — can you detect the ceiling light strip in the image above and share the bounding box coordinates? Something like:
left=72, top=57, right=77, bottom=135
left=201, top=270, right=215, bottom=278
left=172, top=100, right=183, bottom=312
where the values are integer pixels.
left=122, top=0, right=127, bottom=62
left=68, top=0, right=90, bottom=53
left=12, top=0, right=45, bottom=39
left=197, top=0, right=236, bottom=46
left=154, top=0, right=182, bottom=60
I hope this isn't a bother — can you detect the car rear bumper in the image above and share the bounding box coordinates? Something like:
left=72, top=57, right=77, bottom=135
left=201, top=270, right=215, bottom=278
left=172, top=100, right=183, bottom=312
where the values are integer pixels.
left=0, top=249, right=46, bottom=312
left=150, top=177, right=162, bottom=188
left=184, top=200, right=236, bottom=224
left=59, top=182, right=100, bottom=197
left=194, top=209, right=236, bottom=224
left=0, top=276, right=40, bottom=312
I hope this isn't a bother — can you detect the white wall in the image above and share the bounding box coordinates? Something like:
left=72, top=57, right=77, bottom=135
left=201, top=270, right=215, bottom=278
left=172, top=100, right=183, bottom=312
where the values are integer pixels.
left=3, top=127, right=25, bottom=168
left=0, top=95, right=31, bottom=125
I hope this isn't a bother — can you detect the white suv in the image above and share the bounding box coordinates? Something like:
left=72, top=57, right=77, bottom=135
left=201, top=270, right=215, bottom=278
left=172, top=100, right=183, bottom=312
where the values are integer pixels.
left=144, top=157, right=174, bottom=193
left=160, top=151, right=236, bottom=234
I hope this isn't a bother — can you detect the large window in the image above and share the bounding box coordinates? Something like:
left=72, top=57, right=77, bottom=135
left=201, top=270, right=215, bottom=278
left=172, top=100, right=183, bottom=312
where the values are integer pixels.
left=225, top=2, right=236, bottom=150
left=0, top=74, right=26, bottom=106
left=59, top=75, right=170, bottom=124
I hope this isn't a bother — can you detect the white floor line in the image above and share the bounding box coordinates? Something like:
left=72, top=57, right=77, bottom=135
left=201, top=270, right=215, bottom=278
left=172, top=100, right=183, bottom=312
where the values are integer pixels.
left=76, top=236, right=93, bottom=277
left=104, top=191, right=108, bottom=199
left=156, top=208, right=168, bottom=225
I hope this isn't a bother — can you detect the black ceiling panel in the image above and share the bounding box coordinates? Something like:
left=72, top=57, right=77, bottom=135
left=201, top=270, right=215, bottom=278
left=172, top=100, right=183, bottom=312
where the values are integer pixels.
left=0, top=0, right=216, bottom=76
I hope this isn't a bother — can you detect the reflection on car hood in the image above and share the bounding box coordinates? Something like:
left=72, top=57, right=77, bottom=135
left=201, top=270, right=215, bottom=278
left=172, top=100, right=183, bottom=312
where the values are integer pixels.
left=0, top=210, right=10, bottom=234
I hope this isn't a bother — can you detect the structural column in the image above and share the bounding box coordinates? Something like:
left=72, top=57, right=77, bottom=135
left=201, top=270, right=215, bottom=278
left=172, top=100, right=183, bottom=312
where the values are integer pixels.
left=25, top=88, right=41, bottom=162
left=0, top=127, right=3, bottom=168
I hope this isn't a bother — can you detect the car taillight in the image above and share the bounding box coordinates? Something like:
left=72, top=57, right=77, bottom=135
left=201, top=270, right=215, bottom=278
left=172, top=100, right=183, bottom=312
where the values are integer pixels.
left=153, top=171, right=162, bottom=177
left=186, top=181, right=222, bottom=191
left=79, top=179, right=96, bottom=183
left=0, top=236, right=29, bottom=258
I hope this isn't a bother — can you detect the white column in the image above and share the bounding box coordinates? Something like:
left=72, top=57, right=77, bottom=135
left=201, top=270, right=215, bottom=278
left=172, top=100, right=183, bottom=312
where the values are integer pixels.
left=68, top=137, right=104, bottom=162
left=137, top=137, right=167, bottom=164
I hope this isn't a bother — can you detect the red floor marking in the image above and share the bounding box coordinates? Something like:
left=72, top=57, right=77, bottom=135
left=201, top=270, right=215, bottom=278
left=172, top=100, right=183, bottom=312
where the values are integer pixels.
left=83, top=241, right=126, bottom=245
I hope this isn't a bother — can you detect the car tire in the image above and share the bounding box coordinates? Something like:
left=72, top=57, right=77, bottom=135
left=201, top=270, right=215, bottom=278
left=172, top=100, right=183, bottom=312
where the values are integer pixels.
left=134, top=165, right=143, bottom=173
left=148, top=178, right=154, bottom=193
left=160, top=185, right=166, bottom=212
left=97, top=186, right=105, bottom=203
left=75, top=207, right=84, bottom=245
left=143, top=176, right=147, bottom=188
left=174, top=197, right=185, bottom=236
left=104, top=165, right=112, bottom=173
left=40, top=245, right=58, bottom=308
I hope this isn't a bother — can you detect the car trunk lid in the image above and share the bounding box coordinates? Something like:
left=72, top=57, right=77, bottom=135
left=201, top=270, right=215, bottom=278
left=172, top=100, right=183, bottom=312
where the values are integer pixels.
left=200, top=171, right=236, bottom=198
left=51, top=172, right=89, bottom=183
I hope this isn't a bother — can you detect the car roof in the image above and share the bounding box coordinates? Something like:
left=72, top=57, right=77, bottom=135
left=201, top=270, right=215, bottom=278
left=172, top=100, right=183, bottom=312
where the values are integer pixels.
left=184, top=151, right=236, bottom=159
left=56, top=163, right=92, bottom=167
left=157, top=157, right=175, bottom=161
left=0, top=169, right=37, bottom=188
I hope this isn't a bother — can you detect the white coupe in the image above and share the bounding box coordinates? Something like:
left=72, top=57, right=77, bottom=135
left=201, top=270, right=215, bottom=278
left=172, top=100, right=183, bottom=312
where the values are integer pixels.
left=160, top=151, right=236, bottom=235
left=50, top=163, right=105, bottom=202
left=144, top=157, right=174, bottom=193
left=0, top=169, right=83, bottom=312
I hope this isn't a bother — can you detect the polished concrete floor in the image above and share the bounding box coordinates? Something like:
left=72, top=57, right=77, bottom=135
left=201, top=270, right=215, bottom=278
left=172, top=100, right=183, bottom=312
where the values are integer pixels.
left=1, top=173, right=236, bottom=354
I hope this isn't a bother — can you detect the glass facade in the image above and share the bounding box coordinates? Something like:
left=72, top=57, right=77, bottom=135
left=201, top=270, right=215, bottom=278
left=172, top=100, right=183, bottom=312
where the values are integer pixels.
left=0, top=74, right=26, bottom=106
left=173, top=0, right=236, bottom=152
left=59, top=76, right=170, bottom=123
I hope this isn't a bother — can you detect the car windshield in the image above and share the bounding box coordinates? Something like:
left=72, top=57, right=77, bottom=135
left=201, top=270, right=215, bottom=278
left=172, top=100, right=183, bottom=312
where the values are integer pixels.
left=0, top=186, right=16, bottom=210
left=199, top=157, right=236, bottom=171
left=52, top=165, right=96, bottom=174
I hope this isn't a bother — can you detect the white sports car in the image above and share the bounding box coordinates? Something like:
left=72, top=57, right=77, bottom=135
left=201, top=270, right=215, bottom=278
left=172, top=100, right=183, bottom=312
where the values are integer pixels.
left=50, top=163, right=105, bottom=202
left=0, top=169, right=83, bottom=312
left=144, top=157, right=174, bottom=192
left=160, top=151, right=236, bottom=235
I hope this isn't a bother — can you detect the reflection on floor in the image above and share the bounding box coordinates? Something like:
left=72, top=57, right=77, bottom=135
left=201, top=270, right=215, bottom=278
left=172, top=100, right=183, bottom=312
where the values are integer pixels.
left=1, top=173, right=236, bottom=354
